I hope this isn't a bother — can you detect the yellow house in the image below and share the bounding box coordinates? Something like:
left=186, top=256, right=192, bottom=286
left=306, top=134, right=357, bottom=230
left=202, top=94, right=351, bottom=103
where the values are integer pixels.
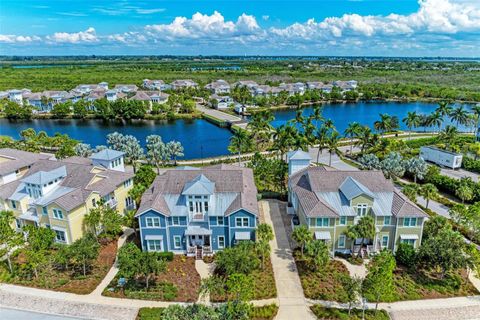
left=0, top=150, right=135, bottom=244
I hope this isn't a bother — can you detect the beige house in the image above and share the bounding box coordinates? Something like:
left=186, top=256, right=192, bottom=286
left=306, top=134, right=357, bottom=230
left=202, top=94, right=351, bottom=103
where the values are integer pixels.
left=0, top=149, right=135, bottom=244
left=0, top=148, right=51, bottom=186
left=287, top=150, right=428, bottom=256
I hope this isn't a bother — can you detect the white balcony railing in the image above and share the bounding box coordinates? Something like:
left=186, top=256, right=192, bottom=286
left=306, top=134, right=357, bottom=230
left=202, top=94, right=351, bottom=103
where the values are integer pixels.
left=105, top=198, right=118, bottom=208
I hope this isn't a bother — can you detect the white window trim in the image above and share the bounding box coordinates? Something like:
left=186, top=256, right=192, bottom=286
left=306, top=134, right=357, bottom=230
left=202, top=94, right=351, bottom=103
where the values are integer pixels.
left=383, top=216, right=391, bottom=226
left=356, top=204, right=368, bottom=216
left=218, top=236, right=225, bottom=249
left=171, top=216, right=180, bottom=226
left=236, top=217, right=249, bottom=227
left=381, top=235, right=389, bottom=248
left=339, top=216, right=347, bottom=226
left=217, top=216, right=224, bottom=225
left=52, top=208, right=64, bottom=220
left=147, top=239, right=163, bottom=252
left=173, top=235, right=182, bottom=249
left=52, top=226, right=68, bottom=244
left=403, top=217, right=417, bottom=227
left=338, top=235, right=346, bottom=248
left=145, top=217, right=161, bottom=228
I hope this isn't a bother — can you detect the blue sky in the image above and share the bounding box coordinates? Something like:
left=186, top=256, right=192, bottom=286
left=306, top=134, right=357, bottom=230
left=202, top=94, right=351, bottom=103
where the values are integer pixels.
left=1, top=0, right=479, bottom=56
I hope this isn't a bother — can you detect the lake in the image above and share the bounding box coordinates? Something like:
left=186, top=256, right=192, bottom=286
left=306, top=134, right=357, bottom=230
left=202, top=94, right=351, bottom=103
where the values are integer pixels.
left=0, top=101, right=469, bottom=160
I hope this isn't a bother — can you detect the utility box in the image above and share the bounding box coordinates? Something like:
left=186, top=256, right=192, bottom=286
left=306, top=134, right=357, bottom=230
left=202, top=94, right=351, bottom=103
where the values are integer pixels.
left=419, top=146, right=463, bottom=169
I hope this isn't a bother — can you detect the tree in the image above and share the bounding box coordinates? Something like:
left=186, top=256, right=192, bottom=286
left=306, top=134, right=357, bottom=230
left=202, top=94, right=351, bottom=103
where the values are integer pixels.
left=166, top=141, right=184, bottom=165
left=255, top=239, right=271, bottom=270
left=229, top=129, right=254, bottom=165
left=74, top=143, right=93, bottom=157
left=422, top=215, right=450, bottom=241
left=101, top=206, right=123, bottom=239
left=427, top=111, right=443, bottom=133
left=435, top=101, right=452, bottom=131
left=470, top=104, right=480, bottom=137
left=257, top=223, right=274, bottom=243
left=73, top=100, right=89, bottom=119
left=344, top=122, right=361, bottom=154
left=417, top=228, right=469, bottom=279
left=107, top=132, right=144, bottom=172
left=419, top=183, right=438, bottom=209
left=305, top=240, right=329, bottom=271
left=215, top=241, right=260, bottom=275
left=69, top=234, right=100, bottom=276
left=326, top=131, right=341, bottom=166
left=358, top=153, right=380, bottom=170
left=402, top=111, right=421, bottom=140
left=0, top=210, right=24, bottom=272
left=402, top=183, right=420, bottom=202
left=374, top=113, right=398, bottom=137
left=146, top=135, right=166, bottom=173
left=4, top=101, right=33, bottom=119
left=404, top=157, right=427, bottom=183
left=455, top=179, right=474, bottom=204
left=123, top=210, right=139, bottom=238
left=139, top=251, right=167, bottom=290
left=340, top=275, right=362, bottom=316
left=292, top=225, right=312, bottom=257
left=84, top=207, right=102, bottom=237
left=23, top=225, right=56, bottom=279
left=438, top=125, right=459, bottom=151
left=51, top=101, right=72, bottom=118
left=450, top=105, right=469, bottom=127
left=380, top=152, right=405, bottom=179
left=363, top=250, right=396, bottom=311
left=345, top=215, right=376, bottom=257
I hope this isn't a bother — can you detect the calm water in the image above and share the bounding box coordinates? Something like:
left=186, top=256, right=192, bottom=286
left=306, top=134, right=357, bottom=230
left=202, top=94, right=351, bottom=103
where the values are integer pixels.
left=270, top=101, right=469, bottom=133
left=0, top=118, right=232, bottom=160
left=0, top=102, right=470, bottom=160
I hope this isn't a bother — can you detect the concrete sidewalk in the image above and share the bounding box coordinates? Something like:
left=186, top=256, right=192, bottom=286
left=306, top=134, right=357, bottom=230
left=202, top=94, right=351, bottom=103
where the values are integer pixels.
left=260, top=200, right=316, bottom=320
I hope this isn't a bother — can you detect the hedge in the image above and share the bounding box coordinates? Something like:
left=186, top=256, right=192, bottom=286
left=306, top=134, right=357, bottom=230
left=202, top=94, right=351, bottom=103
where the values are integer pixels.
left=462, top=157, right=480, bottom=174
left=424, top=171, right=480, bottom=203
left=158, top=252, right=174, bottom=261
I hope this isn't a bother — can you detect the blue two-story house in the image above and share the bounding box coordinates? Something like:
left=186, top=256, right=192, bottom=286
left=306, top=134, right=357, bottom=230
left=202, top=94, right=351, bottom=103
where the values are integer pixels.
left=135, top=164, right=259, bottom=257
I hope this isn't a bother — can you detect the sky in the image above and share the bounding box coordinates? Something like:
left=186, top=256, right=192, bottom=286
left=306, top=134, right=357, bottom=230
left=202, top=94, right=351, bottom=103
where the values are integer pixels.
left=0, top=0, right=479, bottom=56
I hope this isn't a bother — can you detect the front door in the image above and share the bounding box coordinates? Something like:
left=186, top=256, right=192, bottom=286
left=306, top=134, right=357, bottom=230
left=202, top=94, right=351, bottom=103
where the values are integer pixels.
left=193, top=235, right=204, bottom=247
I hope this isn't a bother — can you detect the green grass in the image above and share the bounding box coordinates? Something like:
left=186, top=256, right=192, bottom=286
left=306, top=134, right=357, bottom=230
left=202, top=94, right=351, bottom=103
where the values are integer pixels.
left=310, top=305, right=390, bottom=320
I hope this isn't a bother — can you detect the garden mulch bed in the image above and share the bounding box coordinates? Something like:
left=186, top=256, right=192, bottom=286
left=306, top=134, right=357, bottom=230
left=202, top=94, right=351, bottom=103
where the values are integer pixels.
left=295, top=253, right=350, bottom=303
left=104, top=255, right=200, bottom=302
left=390, top=267, right=479, bottom=302
left=6, top=239, right=118, bottom=295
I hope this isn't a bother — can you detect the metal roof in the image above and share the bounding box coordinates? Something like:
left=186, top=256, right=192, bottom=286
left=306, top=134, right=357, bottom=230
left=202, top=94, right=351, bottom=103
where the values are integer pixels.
left=314, top=231, right=331, bottom=240
left=287, top=150, right=312, bottom=161
left=235, top=231, right=251, bottom=240
left=182, top=174, right=215, bottom=195
left=89, top=149, right=124, bottom=161
left=21, top=166, right=66, bottom=185
left=339, top=176, right=375, bottom=200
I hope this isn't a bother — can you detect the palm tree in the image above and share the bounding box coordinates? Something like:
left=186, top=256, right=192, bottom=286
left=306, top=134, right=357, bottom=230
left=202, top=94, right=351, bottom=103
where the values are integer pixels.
left=344, top=122, right=361, bottom=154
left=420, top=183, right=438, bottom=209
left=247, top=110, right=274, bottom=150
left=355, top=126, right=379, bottom=154
left=312, top=104, right=323, bottom=129
left=435, top=101, right=452, bottom=130
left=326, top=131, right=341, bottom=166
left=229, top=129, right=252, bottom=165
left=450, top=105, right=469, bottom=128
left=374, top=113, right=392, bottom=137
left=324, top=119, right=335, bottom=132
left=402, top=111, right=421, bottom=140
left=428, top=111, right=443, bottom=134
left=315, top=126, right=329, bottom=163
left=470, top=104, right=480, bottom=137
left=438, top=125, right=459, bottom=151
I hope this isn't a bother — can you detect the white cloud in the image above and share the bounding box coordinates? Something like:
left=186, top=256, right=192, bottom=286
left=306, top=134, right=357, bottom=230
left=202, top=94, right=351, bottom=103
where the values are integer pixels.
left=136, top=8, right=165, bottom=14
left=56, top=12, right=87, bottom=17
left=46, top=27, right=98, bottom=43
left=0, top=35, right=40, bottom=43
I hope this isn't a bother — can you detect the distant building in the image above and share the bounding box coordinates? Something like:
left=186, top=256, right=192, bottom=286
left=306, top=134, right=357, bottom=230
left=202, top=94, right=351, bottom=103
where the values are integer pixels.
left=210, top=94, right=233, bottom=109
left=171, top=79, right=198, bottom=90
left=142, top=79, right=167, bottom=91
left=129, top=91, right=169, bottom=110
left=0, top=148, right=52, bottom=186
left=114, top=84, right=138, bottom=94
left=205, top=80, right=231, bottom=94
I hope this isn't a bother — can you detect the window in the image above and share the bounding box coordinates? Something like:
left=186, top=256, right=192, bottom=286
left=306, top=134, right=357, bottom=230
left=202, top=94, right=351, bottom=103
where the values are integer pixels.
left=92, top=198, right=97, bottom=207
left=217, top=217, right=224, bottom=225
left=339, top=216, right=347, bottom=225
left=218, top=236, right=225, bottom=249
left=42, top=207, right=48, bottom=215
left=54, top=230, right=66, bottom=243
left=15, top=219, right=21, bottom=229
left=147, top=240, right=162, bottom=252
left=401, top=239, right=416, bottom=246
left=146, top=217, right=160, bottom=227
left=236, top=217, right=249, bottom=227
left=381, top=235, right=389, bottom=248
left=172, top=216, right=180, bottom=226
left=316, top=218, right=330, bottom=227
left=124, top=179, right=132, bottom=188
left=403, top=217, right=417, bottom=227
left=53, top=208, right=64, bottom=220
left=383, top=216, right=391, bottom=225
left=338, top=235, right=346, bottom=248
left=10, top=200, right=16, bottom=209
left=188, top=195, right=209, bottom=214
left=173, top=236, right=182, bottom=249
left=357, top=204, right=368, bottom=216
left=204, top=200, right=209, bottom=213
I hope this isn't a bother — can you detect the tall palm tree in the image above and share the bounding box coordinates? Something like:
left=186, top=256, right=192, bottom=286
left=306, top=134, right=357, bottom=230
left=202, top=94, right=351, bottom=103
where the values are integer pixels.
left=450, top=105, right=469, bottom=128
left=247, top=110, right=274, bottom=150
left=324, top=119, right=335, bottom=132
left=229, top=129, right=252, bottom=165
left=438, top=125, right=459, bottom=151
left=402, top=111, right=421, bottom=140
left=428, top=111, right=443, bottom=134
left=344, top=122, right=361, bottom=154
left=471, top=104, right=480, bottom=137
left=312, top=105, right=323, bottom=129
left=374, top=113, right=394, bottom=137
left=355, top=126, right=374, bottom=154
left=315, top=126, right=329, bottom=163
left=435, top=101, right=452, bottom=130
left=326, top=131, right=341, bottom=166
left=420, top=183, right=438, bottom=209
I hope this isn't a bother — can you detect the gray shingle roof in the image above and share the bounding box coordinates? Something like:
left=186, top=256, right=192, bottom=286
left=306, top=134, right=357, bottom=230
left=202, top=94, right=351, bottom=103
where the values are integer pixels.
left=0, top=148, right=51, bottom=176
left=392, top=190, right=428, bottom=218
left=136, top=164, right=258, bottom=217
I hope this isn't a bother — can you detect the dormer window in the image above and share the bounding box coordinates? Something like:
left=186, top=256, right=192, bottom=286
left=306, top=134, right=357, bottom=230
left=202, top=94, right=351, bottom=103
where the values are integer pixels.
left=357, top=204, right=368, bottom=216
left=188, top=195, right=209, bottom=219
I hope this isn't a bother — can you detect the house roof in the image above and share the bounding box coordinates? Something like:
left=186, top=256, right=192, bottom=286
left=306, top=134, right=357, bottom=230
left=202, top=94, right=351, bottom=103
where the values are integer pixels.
left=287, top=150, right=312, bottom=161
left=21, top=166, right=66, bottom=185
left=136, top=164, right=258, bottom=217
left=89, top=149, right=124, bottom=161
left=339, top=176, right=375, bottom=200
left=0, top=148, right=51, bottom=176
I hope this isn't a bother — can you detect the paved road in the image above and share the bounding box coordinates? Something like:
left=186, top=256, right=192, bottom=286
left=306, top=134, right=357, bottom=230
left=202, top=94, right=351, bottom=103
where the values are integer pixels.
left=197, top=105, right=243, bottom=123
left=1, top=307, right=85, bottom=320
left=260, top=200, right=316, bottom=320
left=440, top=168, right=479, bottom=182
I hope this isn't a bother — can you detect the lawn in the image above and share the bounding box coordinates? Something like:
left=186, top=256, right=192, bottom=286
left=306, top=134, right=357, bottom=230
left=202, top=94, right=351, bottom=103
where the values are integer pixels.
left=310, top=305, right=390, bottom=320
left=295, top=252, right=350, bottom=302
left=1, top=239, right=117, bottom=295
left=136, top=304, right=278, bottom=320
left=388, top=268, right=479, bottom=302
left=103, top=255, right=200, bottom=302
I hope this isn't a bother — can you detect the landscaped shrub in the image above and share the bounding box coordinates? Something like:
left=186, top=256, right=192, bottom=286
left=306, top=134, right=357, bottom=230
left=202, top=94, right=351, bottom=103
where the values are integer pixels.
left=310, top=305, right=390, bottom=320
left=137, top=307, right=164, bottom=320
left=157, top=252, right=174, bottom=261
left=249, top=304, right=279, bottom=320
left=462, top=157, right=480, bottom=174
left=395, top=243, right=417, bottom=268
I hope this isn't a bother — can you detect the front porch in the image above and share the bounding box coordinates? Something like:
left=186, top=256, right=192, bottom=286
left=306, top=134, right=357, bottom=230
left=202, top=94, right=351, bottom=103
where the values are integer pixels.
left=185, top=226, right=213, bottom=259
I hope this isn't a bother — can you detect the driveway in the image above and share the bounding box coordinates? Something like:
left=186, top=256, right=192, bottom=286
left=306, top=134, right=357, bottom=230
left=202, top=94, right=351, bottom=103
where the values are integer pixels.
left=440, top=168, right=479, bottom=182
left=260, top=200, right=316, bottom=320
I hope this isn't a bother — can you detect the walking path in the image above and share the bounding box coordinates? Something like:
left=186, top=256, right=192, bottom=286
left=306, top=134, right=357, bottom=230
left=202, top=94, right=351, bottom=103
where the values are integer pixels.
left=195, top=259, right=214, bottom=305
left=334, top=258, right=367, bottom=279
left=90, top=228, right=134, bottom=297
left=260, top=200, right=316, bottom=319
left=197, top=104, right=243, bottom=123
